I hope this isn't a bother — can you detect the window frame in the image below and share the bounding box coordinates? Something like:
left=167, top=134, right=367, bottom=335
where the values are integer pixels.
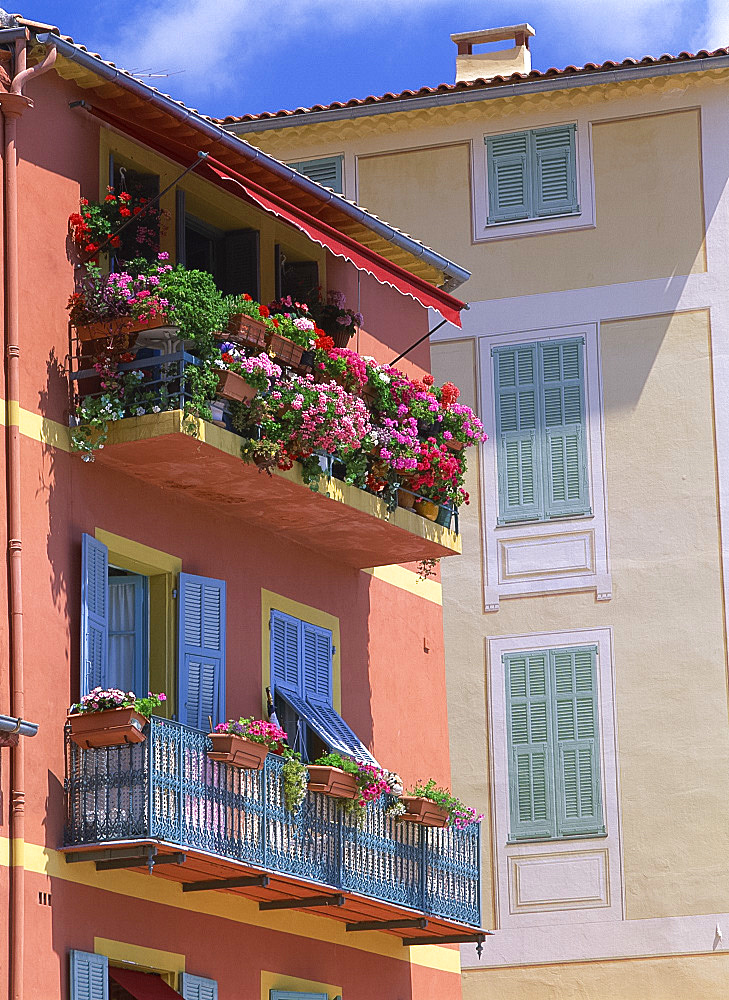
left=473, top=118, right=595, bottom=241
left=286, top=154, right=344, bottom=194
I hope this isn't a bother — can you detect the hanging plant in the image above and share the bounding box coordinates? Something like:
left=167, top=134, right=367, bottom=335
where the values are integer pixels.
left=281, top=750, right=308, bottom=813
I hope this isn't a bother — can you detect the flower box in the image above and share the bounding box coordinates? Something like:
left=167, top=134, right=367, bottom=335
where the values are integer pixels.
left=216, top=370, right=257, bottom=403
left=401, top=796, right=449, bottom=828
left=415, top=499, right=439, bottom=522
left=269, top=332, right=305, bottom=368
left=207, top=733, right=269, bottom=770
left=445, top=439, right=465, bottom=453
left=67, top=707, right=147, bottom=749
left=397, top=488, right=416, bottom=510
left=226, top=313, right=271, bottom=350
left=307, top=765, right=358, bottom=799
left=74, top=313, right=172, bottom=346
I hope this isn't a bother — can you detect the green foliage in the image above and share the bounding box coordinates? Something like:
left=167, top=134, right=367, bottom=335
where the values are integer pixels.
left=157, top=265, right=226, bottom=349
left=281, top=750, right=308, bottom=813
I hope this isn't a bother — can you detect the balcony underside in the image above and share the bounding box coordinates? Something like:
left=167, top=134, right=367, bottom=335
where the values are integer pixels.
left=60, top=840, right=486, bottom=947
left=92, top=411, right=461, bottom=568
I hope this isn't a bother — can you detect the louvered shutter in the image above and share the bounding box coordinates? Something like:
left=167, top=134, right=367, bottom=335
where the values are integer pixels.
left=220, top=228, right=260, bottom=299
left=302, top=622, right=332, bottom=705
left=289, top=156, right=343, bottom=193
left=80, top=534, right=108, bottom=695
left=551, top=647, right=604, bottom=837
left=539, top=339, right=590, bottom=518
left=277, top=688, right=379, bottom=766
left=486, top=132, right=531, bottom=223
left=180, top=973, right=218, bottom=1000
left=270, top=609, right=302, bottom=695
left=505, top=652, right=554, bottom=840
left=178, top=574, right=226, bottom=729
left=532, top=125, right=579, bottom=218
left=494, top=344, right=543, bottom=523
left=70, top=950, right=108, bottom=1000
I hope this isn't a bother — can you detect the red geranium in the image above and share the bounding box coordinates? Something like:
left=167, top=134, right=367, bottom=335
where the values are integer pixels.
left=243, top=293, right=252, bottom=301
left=258, top=304, right=270, bottom=319
left=315, top=333, right=335, bottom=351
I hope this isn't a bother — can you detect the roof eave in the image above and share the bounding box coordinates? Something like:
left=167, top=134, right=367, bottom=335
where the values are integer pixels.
left=223, top=52, right=729, bottom=133
left=36, top=33, right=471, bottom=293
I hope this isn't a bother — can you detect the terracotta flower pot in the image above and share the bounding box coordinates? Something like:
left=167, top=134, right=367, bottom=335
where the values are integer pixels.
left=331, top=327, right=355, bottom=350
left=216, top=370, right=257, bottom=403
left=415, top=499, right=439, bottom=521
left=401, top=796, right=449, bottom=828
left=225, top=314, right=271, bottom=351
left=268, top=333, right=305, bottom=367
left=398, top=488, right=416, bottom=510
left=74, top=313, right=171, bottom=346
left=445, top=439, right=465, bottom=452
left=207, top=733, right=269, bottom=770
left=67, top=707, right=147, bottom=749
left=307, top=765, right=358, bottom=800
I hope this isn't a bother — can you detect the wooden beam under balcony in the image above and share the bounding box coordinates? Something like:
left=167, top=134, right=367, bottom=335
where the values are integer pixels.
left=90, top=410, right=462, bottom=568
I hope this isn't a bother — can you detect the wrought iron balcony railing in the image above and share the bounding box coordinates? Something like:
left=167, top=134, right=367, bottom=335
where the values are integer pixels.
left=64, top=717, right=481, bottom=933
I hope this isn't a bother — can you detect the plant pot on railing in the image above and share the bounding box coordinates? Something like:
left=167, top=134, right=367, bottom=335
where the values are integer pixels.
left=436, top=502, right=453, bottom=528
left=225, top=314, right=272, bottom=352
left=307, top=765, right=358, bottom=799
left=397, top=488, right=416, bottom=510
left=401, top=795, right=449, bottom=828
left=67, top=707, right=147, bottom=749
left=269, top=332, right=305, bottom=368
left=445, top=439, right=465, bottom=453
left=74, top=313, right=173, bottom=348
left=414, top=498, right=439, bottom=522
left=216, top=370, right=257, bottom=403
left=207, top=733, right=269, bottom=770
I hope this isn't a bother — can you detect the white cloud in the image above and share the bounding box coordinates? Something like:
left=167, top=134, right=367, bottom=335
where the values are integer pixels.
left=699, top=0, right=729, bottom=48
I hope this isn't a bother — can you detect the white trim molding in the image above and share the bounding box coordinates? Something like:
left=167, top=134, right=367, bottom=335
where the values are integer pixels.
left=472, top=117, right=596, bottom=242
left=478, top=323, right=611, bottom=609
left=487, top=627, right=624, bottom=931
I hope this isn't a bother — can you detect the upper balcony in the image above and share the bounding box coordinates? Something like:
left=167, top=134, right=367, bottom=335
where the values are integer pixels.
left=63, top=717, right=485, bottom=950
left=70, top=351, right=465, bottom=568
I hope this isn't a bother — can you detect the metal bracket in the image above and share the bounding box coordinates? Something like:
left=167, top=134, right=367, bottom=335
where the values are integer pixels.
left=403, top=931, right=490, bottom=956
left=346, top=917, right=428, bottom=932
left=182, top=874, right=270, bottom=893
left=64, top=845, right=185, bottom=874
left=259, top=894, right=345, bottom=911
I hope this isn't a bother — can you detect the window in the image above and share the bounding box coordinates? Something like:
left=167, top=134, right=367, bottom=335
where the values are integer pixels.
left=485, top=125, right=578, bottom=225
left=175, top=190, right=260, bottom=298
left=287, top=155, right=343, bottom=193
left=109, top=154, right=160, bottom=263
left=270, top=609, right=376, bottom=764
left=493, top=337, right=590, bottom=524
left=80, top=534, right=226, bottom=727
left=69, top=951, right=217, bottom=999
left=504, top=645, right=604, bottom=841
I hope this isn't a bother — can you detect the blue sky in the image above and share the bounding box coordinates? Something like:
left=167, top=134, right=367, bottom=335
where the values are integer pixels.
left=20, top=0, right=729, bottom=118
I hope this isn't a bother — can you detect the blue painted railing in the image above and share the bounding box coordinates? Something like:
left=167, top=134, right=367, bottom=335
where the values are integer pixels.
left=64, top=717, right=480, bottom=927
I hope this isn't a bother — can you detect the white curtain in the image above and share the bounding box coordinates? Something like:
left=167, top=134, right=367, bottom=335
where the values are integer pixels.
left=108, top=580, right=137, bottom=693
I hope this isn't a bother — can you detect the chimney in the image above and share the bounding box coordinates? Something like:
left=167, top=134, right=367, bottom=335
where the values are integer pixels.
left=451, top=24, right=535, bottom=83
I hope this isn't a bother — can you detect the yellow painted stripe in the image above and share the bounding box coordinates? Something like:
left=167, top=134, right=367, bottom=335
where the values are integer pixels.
left=3, top=839, right=460, bottom=974
left=363, top=564, right=442, bottom=605
left=0, top=398, right=72, bottom=450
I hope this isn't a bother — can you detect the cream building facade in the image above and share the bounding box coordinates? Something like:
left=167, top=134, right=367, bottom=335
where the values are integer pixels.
left=224, top=28, right=729, bottom=998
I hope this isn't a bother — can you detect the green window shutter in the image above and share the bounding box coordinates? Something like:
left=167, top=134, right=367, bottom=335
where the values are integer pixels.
left=531, top=124, right=579, bottom=218
left=551, top=646, right=604, bottom=837
left=180, top=973, right=218, bottom=1000
left=70, top=950, right=108, bottom=1000
left=539, top=339, right=590, bottom=518
left=289, top=156, right=343, bottom=193
left=494, top=344, right=543, bottom=523
left=486, top=131, right=531, bottom=223
left=505, top=651, right=555, bottom=840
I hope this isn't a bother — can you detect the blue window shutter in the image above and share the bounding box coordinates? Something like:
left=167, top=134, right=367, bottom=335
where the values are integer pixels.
left=539, top=339, right=590, bottom=518
left=302, top=622, right=333, bottom=705
left=178, top=573, right=226, bottom=730
left=270, top=609, right=303, bottom=695
left=80, top=534, right=108, bottom=695
left=180, top=973, right=218, bottom=1000
left=486, top=131, right=531, bottom=223
left=70, top=950, right=108, bottom=1000
left=505, top=652, right=555, bottom=840
left=277, top=689, right=379, bottom=766
left=289, top=156, right=343, bottom=193
left=494, top=344, right=543, bottom=523
left=271, top=992, right=328, bottom=1000
left=551, top=647, right=604, bottom=837
left=532, top=124, right=579, bottom=218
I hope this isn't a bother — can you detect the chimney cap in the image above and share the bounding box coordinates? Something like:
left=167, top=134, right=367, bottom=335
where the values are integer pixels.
left=451, top=24, right=535, bottom=48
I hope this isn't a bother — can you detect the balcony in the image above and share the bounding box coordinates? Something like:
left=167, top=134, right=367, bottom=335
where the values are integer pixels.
left=62, top=718, right=484, bottom=948
left=70, top=353, right=462, bottom=568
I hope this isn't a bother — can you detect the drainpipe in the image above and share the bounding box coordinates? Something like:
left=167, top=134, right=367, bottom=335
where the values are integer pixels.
left=0, top=31, right=56, bottom=1000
